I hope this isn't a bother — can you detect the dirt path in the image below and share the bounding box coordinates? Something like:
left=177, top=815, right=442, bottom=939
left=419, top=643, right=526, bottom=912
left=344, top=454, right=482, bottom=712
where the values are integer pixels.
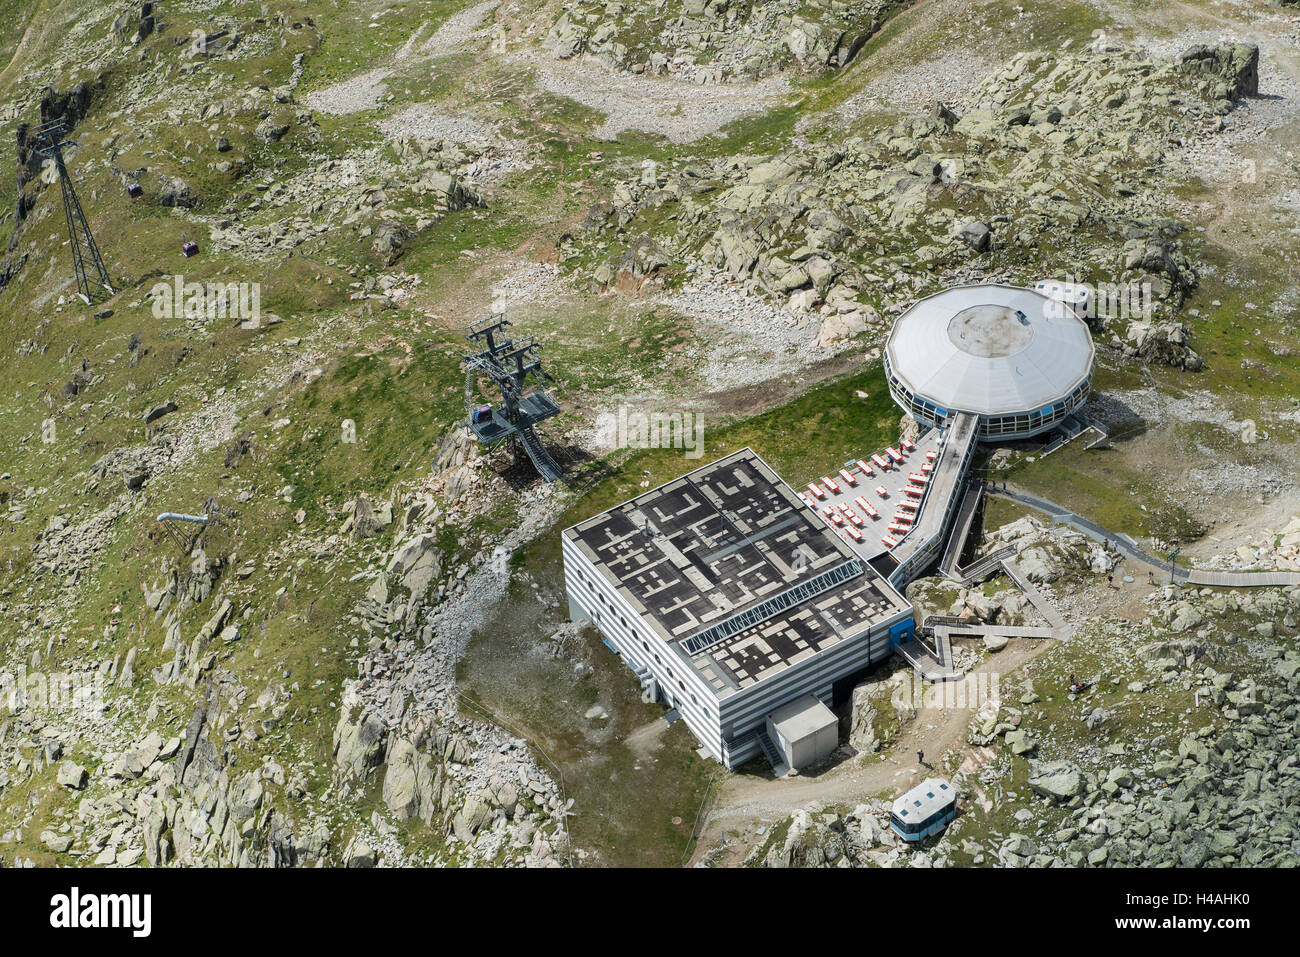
left=689, top=638, right=1054, bottom=865
left=514, top=48, right=792, bottom=143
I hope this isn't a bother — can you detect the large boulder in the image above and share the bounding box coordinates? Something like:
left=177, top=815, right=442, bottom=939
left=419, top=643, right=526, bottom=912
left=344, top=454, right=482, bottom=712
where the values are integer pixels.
left=783, top=19, right=843, bottom=68
left=254, top=118, right=291, bottom=144
left=1168, top=602, right=1204, bottom=633
left=57, top=761, right=88, bottom=790
left=157, top=174, right=197, bottom=208
left=847, top=674, right=898, bottom=753
left=1029, top=760, right=1083, bottom=802
left=616, top=235, right=670, bottom=288
left=1178, top=43, right=1258, bottom=98
left=1121, top=319, right=1202, bottom=371
left=955, top=220, right=991, bottom=252
left=344, top=836, right=377, bottom=868
left=382, top=736, right=443, bottom=824
left=452, top=791, right=497, bottom=842
left=371, top=222, right=412, bottom=265
left=332, top=693, right=386, bottom=778
left=815, top=310, right=868, bottom=349
left=347, top=494, right=390, bottom=540
left=543, top=12, right=587, bottom=59
left=386, top=534, right=443, bottom=599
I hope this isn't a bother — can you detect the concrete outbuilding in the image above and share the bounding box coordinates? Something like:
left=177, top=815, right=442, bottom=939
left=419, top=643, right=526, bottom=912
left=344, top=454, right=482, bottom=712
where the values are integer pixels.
left=765, top=694, right=839, bottom=772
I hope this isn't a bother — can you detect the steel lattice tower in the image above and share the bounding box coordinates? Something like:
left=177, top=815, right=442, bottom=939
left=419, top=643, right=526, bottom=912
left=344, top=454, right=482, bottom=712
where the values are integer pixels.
left=462, top=315, right=564, bottom=481
left=33, top=118, right=114, bottom=305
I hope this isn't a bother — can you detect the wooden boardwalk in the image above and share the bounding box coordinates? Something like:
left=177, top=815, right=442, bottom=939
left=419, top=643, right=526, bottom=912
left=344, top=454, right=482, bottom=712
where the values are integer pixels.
left=1000, top=558, right=1072, bottom=636
left=1184, top=569, right=1300, bottom=587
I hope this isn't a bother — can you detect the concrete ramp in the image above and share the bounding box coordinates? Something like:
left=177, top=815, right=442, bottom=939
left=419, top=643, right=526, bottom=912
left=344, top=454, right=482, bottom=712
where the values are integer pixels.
left=895, top=633, right=960, bottom=682
left=889, top=412, right=981, bottom=587
left=939, top=481, right=983, bottom=580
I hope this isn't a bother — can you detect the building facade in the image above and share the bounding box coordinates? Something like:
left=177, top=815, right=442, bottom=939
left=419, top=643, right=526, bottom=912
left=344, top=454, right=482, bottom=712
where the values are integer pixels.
left=562, top=449, right=914, bottom=769
left=883, top=283, right=1096, bottom=442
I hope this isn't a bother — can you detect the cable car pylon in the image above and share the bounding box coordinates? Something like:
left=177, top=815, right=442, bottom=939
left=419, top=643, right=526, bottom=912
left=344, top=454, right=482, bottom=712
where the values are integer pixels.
left=33, top=118, right=114, bottom=305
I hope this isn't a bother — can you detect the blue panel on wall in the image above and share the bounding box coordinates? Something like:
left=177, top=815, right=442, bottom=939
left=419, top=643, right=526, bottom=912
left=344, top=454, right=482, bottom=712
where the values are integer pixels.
left=889, top=619, right=915, bottom=646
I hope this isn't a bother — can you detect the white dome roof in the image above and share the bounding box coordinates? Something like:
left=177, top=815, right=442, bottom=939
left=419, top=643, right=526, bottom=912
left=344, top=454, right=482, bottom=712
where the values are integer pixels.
left=885, top=284, right=1095, bottom=416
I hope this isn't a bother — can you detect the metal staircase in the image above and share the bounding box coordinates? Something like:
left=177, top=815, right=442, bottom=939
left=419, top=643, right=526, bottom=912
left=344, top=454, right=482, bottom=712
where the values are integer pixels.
left=756, top=729, right=789, bottom=777
left=518, top=423, right=562, bottom=482
left=951, top=544, right=1017, bottom=585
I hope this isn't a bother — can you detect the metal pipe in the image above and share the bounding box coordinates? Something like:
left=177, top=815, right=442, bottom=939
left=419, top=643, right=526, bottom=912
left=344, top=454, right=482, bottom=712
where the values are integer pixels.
left=157, top=513, right=208, bottom=524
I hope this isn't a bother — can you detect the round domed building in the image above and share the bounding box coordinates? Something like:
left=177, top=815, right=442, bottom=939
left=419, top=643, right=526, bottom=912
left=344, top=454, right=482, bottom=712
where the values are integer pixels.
left=883, top=284, right=1095, bottom=442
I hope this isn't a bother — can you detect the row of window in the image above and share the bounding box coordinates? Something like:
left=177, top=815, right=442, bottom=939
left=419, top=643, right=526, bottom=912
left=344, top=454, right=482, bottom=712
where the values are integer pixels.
left=977, top=378, right=1089, bottom=438
left=884, top=358, right=1090, bottom=439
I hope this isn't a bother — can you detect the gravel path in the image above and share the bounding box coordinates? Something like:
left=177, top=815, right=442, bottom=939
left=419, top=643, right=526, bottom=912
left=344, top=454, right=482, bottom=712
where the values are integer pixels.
left=490, top=261, right=571, bottom=309
left=416, top=0, right=499, bottom=57
left=377, top=105, right=501, bottom=145
left=304, top=66, right=393, bottom=115
left=517, top=50, right=792, bottom=143
left=305, top=1, right=501, bottom=116
left=829, top=49, right=999, bottom=126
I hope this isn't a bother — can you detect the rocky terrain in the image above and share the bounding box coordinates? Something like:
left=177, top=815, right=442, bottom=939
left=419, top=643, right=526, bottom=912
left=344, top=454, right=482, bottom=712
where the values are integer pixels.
left=0, top=0, right=1298, bottom=870
left=732, top=572, right=1300, bottom=868
left=543, top=0, right=901, bottom=81
left=559, top=38, right=1261, bottom=367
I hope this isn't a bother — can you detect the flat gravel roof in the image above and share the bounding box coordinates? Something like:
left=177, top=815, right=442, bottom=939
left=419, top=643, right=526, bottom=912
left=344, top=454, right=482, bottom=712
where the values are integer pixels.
left=564, top=449, right=910, bottom=699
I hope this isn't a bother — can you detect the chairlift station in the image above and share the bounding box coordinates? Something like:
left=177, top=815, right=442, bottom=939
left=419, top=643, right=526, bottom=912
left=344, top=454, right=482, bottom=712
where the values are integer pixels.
left=563, top=283, right=1098, bottom=773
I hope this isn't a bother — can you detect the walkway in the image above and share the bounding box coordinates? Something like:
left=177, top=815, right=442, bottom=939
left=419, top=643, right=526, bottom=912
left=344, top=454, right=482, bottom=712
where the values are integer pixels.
left=896, top=631, right=958, bottom=682
left=890, top=412, right=981, bottom=585
left=948, top=544, right=1017, bottom=585
left=990, top=485, right=1300, bottom=589
left=935, top=622, right=1057, bottom=638
left=1000, top=557, right=1072, bottom=636
left=938, top=481, right=983, bottom=577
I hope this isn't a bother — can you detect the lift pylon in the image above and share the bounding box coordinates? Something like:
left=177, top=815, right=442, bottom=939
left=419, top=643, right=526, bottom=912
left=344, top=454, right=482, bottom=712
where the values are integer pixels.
left=462, top=314, right=564, bottom=481
left=33, top=118, right=114, bottom=305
